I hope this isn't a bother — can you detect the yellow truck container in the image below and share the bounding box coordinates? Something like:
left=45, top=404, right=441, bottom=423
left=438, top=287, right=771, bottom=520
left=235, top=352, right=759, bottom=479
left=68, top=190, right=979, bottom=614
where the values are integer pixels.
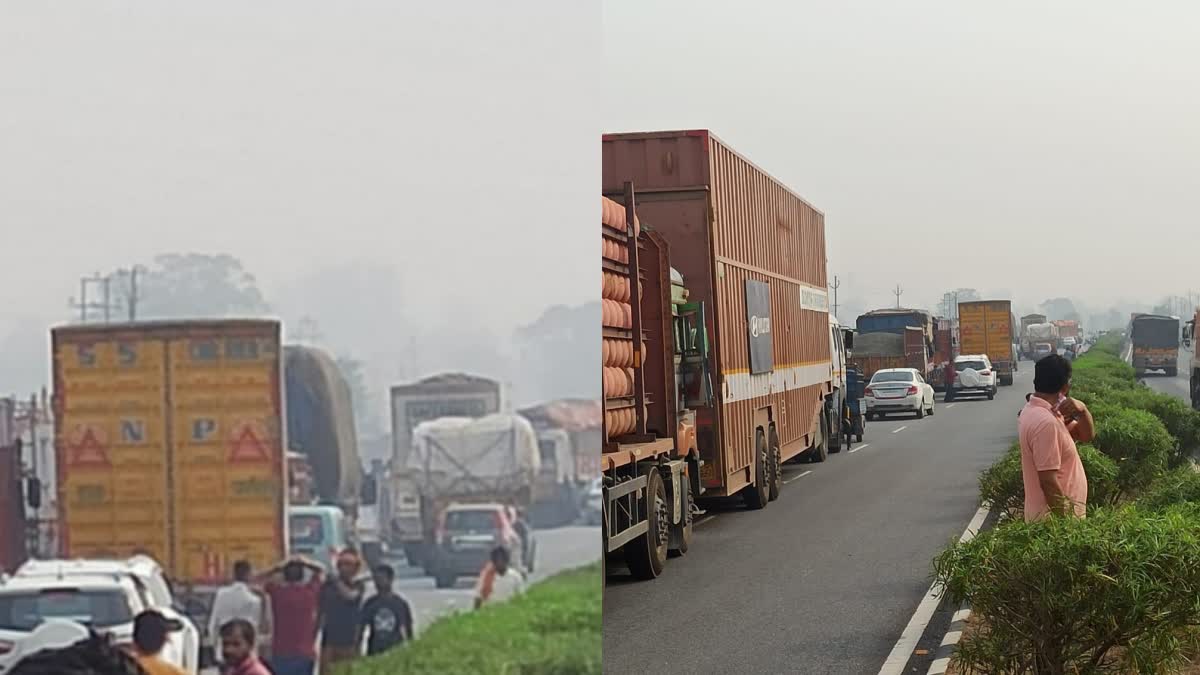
left=52, top=319, right=287, bottom=585
left=958, top=300, right=1015, bottom=386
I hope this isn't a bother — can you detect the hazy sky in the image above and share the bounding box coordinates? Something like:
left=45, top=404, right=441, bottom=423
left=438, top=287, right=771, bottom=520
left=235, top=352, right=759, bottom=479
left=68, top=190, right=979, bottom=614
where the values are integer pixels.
left=603, top=1, right=1199, bottom=312
left=1, top=1, right=599, bottom=335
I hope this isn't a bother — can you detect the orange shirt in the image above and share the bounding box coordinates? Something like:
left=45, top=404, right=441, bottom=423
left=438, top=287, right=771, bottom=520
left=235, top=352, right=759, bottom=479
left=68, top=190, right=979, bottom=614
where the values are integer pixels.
left=135, top=653, right=188, bottom=675
left=1019, top=396, right=1088, bottom=520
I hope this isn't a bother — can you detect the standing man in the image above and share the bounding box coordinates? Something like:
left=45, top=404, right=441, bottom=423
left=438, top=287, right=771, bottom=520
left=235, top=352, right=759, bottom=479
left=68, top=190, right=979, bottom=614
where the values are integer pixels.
left=208, top=560, right=263, bottom=669
left=261, top=556, right=324, bottom=675
left=317, top=549, right=366, bottom=670
left=473, top=546, right=526, bottom=610
left=360, top=564, right=414, bottom=656
left=131, top=610, right=187, bottom=675
left=1018, top=354, right=1095, bottom=520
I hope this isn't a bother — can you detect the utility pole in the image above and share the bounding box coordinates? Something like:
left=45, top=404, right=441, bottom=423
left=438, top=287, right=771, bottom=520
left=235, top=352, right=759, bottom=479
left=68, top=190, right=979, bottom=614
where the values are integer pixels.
left=893, top=284, right=903, bottom=309
left=70, top=273, right=119, bottom=324
left=829, top=275, right=840, bottom=320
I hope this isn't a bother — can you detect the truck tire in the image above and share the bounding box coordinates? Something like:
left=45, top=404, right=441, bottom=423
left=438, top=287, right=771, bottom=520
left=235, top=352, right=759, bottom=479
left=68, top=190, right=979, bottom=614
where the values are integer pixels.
left=809, top=412, right=829, bottom=464
left=768, top=427, right=782, bottom=500
left=828, top=405, right=843, bottom=455
left=668, top=475, right=693, bottom=557
left=741, top=431, right=770, bottom=510
left=626, top=468, right=669, bottom=579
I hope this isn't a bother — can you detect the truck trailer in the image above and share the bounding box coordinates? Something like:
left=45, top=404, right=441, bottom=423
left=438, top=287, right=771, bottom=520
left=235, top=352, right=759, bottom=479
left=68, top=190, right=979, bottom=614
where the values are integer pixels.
left=1128, top=313, right=1179, bottom=376
left=604, top=130, right=844, bottom=515
left=51, top=319, right=288, bottom=647
left=958, top=301, right=1015, bottom=385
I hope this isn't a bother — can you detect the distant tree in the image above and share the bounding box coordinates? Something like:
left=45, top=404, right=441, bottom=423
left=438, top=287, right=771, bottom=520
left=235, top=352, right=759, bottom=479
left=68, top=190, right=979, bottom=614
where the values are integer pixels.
left=1038, top=297, right=1081, bottom=323
left=108, top=253, right=270, bottom=320
left=514, top=302, right=599, bottom=404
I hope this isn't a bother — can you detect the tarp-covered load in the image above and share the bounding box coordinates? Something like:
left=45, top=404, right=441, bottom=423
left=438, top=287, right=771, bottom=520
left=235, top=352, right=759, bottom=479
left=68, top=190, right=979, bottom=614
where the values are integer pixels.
left=850, top=332, right=905, bottom=357
left=407, top=413, right=540, bottom=504
left=284, top=345, right=361, bottom=510
left=1026, top=323, right=1059, bottom=341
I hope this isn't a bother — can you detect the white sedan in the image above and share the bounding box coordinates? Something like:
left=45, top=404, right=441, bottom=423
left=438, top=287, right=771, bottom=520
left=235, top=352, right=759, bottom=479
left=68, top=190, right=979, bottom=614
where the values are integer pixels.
left=864, top=368, right=936, bottom=420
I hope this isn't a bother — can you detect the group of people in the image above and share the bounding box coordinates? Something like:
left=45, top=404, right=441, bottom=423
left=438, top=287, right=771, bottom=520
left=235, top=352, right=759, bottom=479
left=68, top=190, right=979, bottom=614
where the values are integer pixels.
left=206, top=549, right=413, bottom=675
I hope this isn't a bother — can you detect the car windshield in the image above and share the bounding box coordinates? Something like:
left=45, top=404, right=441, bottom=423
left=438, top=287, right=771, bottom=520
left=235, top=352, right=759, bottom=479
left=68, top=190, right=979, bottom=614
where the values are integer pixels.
left=871, top=372, right=914, bottom=383
left=289, top=514, right=325, bottom=546
left=0, top=588, right=133, bottom=631
left=444, top=510, right=499, bottom=533
left=956, top=360, right=987, bottom=371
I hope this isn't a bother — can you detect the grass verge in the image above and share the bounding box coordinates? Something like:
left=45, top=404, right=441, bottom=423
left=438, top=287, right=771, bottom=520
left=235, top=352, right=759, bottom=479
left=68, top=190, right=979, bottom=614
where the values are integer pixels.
left=336, top=563, right=601, bottom=675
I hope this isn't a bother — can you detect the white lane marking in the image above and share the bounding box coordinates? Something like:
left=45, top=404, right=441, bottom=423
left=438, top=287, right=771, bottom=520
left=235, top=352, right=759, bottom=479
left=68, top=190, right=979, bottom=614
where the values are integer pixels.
left=694, top=515, right=716, bottom=528
left=848, top=443, right=871, bottom=454
left=946, top=403, right=957, bottom=409
left=783, top=470, right=813, bottom=485
left=878, top=505, right=990, bottom=675
left=892, top=426, right=908, bottom=434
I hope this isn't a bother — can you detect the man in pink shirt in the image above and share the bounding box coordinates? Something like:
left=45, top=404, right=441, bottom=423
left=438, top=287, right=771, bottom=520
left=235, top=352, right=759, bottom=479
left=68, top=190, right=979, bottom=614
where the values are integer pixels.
left=1018, top=354, right=1095, bottom=519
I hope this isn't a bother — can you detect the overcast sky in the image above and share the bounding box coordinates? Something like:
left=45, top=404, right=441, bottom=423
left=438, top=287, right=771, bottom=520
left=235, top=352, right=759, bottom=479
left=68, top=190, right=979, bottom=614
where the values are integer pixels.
left=0, top=1, right=599, bottom=398
left=0, top=1, right=598, bottom=330
left=603, top=0, right=1199, bottom=313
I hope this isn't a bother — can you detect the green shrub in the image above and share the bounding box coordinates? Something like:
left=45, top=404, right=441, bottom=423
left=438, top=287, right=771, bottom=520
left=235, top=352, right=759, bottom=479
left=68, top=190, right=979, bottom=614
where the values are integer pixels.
left=979, top=443, right=1119, bottom=522
left=1091, top=407, right=1173, bottom=497
left=1139, top=467, right=1200, bottom=512
left=339, top=564, right=601, bottom=675
left=934, top=505, right=1200, bottom=674
left=1106, top=388, right=1200, bottom=468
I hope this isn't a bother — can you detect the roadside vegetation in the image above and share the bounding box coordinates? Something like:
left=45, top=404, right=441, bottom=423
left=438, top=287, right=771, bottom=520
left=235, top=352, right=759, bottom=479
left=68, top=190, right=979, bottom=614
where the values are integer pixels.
left=336, top=564, right=601, bottom=675
left=936, top=334, right=1200, bottom=673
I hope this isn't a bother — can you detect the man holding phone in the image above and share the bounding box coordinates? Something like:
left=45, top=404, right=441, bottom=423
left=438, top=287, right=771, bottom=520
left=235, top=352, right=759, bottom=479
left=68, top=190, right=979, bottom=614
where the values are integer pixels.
left=1018, top=354, right=1095, bottom=520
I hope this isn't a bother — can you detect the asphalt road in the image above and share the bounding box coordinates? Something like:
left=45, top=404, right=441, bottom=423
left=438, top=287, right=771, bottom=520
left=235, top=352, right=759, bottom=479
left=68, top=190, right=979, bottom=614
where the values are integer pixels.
left=200, top=525, right=598, bottom=674
left=1144, top=346, right=1192, bottom=404
left=602, top=368, right=1031, bottom=675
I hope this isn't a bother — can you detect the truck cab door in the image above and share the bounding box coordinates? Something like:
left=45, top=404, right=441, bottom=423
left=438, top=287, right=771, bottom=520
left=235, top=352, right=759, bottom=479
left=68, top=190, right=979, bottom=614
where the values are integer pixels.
left=675, top=302, right=714, bottom=410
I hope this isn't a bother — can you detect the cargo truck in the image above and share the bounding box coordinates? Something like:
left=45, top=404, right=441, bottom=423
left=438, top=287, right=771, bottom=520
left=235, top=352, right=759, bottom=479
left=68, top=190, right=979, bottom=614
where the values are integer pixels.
left=402, top=413, right=539, bottom=586
left=517, top=399, right=602, bottom=527
left=1128, top=313, right=1179, bottom=376
left=958, top=301, right=1015, bottom=386
left=599, top=186, right=698, bottom=580
left=849, top=327, right=928, bottom=382
left=855, top=309, right=935, bottom=366
left=51, top=319, right=287, bottom=647
left=387, top=373, right=502, bottom=564
left=604, top=130, right=845, bottom=517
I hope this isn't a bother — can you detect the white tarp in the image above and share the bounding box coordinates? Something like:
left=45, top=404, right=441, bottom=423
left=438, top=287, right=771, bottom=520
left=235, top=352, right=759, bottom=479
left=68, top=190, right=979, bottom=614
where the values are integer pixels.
left=1026, top=323, right=1058, bottom=340
left=407, top=414, right=540, bottom=499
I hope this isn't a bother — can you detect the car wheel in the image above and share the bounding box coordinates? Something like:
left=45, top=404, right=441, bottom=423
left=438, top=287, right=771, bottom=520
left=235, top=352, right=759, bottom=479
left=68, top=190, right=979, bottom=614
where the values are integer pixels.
left=928, top=399, right=935, bottom=415
left=915, top=404, right=925, bottom=419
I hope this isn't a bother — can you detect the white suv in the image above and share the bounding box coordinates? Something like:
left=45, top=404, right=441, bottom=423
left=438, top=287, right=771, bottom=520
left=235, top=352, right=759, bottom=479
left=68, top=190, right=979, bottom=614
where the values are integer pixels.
left=0, top=557, right=199, bottom=673
left=947, top=355, right=998, bottom=401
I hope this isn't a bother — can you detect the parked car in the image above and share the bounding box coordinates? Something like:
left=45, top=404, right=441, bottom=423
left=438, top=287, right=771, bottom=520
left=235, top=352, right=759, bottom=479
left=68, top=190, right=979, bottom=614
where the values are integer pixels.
left=863, top=368, right=936, bottom=420
left=0, top=556, right=199, bottom=674
left=426, top=502, right=536, bottom=589
left=1033, top=342, right=1055, bottom=361
left=947, top=355, right=998, bottom=401
left=581, top=477, right=602, bottom=526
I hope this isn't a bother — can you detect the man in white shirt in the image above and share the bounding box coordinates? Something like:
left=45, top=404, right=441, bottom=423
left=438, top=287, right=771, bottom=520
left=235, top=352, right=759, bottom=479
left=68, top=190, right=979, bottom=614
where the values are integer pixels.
left=208, top=560, right=264, bottom=667
left=473, top=546, right=526, bottom=609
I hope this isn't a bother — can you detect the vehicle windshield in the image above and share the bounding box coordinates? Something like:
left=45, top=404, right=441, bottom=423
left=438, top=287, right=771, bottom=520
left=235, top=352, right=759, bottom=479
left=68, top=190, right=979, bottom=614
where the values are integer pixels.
left=0, top=589, right=133, bottom=631
left=871, top=372, right=914, bottom=383
left=289, top=514, right=325, bottom=546
left=444, top=510, right=500, bottom=533
left=956, top=360, right=987, bottom=371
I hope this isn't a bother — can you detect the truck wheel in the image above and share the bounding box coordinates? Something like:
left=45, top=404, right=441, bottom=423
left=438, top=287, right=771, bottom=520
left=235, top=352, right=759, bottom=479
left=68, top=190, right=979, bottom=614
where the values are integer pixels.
left=768, top=428, right=782, bottom=499
left=741, top=431, right=770, bottom=510
left=626, top=468, right=669, bottom=579
left=809, top=413, right=829, bottom=464
left=668, top=476, right=693, bottom=557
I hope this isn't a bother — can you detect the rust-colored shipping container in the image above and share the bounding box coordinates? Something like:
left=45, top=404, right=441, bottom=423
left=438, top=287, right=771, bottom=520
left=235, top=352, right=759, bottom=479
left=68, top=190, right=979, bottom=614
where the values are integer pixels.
left=603, top=130, right=832, bottom=502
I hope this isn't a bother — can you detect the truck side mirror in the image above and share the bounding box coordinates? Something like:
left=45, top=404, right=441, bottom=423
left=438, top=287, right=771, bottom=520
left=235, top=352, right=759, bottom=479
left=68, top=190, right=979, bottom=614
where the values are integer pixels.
left=843, top=330, right=854, bottom=351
